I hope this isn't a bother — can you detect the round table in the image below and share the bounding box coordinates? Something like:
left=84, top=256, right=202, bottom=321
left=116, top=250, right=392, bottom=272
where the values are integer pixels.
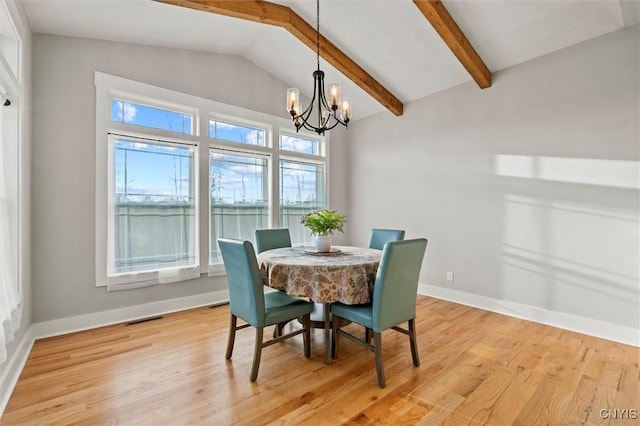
left=257, top=245, right=381, bottom=363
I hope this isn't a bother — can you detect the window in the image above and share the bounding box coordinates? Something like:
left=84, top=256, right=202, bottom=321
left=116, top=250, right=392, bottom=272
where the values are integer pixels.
left=112, top=99, right=193, bottom=135
left=209, top=149, right=268, bottom=264
left=279, top=159, right=325, bottom=243
left=110, top=136, right=197, bottom=275
left=95, top=72, right=328, bottom=287
left=280, top=134, right=319, bottom=155
left=209, top=120, right=264, bottom=146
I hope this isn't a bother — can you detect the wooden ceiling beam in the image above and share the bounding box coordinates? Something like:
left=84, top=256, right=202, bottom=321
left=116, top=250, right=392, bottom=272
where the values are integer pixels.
left=155, top=0, right=404, bottom=116
left=413, top=0, right=491, bottom=89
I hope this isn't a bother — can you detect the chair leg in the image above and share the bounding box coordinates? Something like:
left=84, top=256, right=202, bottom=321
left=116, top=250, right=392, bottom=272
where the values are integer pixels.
left=409, top=318, right=420, bottom=367
left=373, top=331, right=386, bottom=388
left=331, top=313, right=340, bottom=359
left=324, top=303, right=332, bottom=364
left=225, top=314, right=237, bottom=360
left=272, top=320, right=292, bottom=338
left=365, top=327, right=372, bottom=343
left=250, top=327, right=264, bottom=382
left=302, top=314, right=311, bottom=358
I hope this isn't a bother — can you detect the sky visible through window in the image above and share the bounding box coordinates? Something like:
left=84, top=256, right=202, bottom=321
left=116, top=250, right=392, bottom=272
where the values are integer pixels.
left=114, top=140, right=193, bottom=203
left=112, top=100, right=323, bottom=206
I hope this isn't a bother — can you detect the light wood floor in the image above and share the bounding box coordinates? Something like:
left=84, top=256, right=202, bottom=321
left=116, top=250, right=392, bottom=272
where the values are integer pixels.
left=2, top=296, right=638, bottom=425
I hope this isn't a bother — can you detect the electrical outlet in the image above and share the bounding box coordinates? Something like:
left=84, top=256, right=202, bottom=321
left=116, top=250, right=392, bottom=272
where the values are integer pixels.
left=446, top=271, right=454, bottom=282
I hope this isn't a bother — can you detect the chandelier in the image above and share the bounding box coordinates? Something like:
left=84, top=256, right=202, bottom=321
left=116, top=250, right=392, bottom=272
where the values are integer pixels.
left=286, top=0, right=351, bottom=135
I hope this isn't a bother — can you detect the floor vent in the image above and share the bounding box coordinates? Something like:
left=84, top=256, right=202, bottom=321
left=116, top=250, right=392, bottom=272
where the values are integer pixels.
left=126, top=315, right=163, bottom=326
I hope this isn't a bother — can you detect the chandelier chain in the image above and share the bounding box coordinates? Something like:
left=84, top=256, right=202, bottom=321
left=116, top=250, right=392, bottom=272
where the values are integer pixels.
left=316, top=0, right=320, bottom=71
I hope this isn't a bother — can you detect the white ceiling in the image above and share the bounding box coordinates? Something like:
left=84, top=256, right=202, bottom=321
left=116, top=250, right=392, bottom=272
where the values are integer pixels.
left=19, top=0, right=639, bottom=121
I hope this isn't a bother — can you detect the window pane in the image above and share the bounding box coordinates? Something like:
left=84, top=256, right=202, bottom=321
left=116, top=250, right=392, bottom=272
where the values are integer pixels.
left=279, top=160, right=325, bottom=245
left=280, top=134, right=319, bottom=155
left=112, top=138, right=197, bottom=274
left=209, top=120, right=265, bottom=146
left=112, top=99, right=193, bottom=135
left=210, top=150, right=268, bottom=264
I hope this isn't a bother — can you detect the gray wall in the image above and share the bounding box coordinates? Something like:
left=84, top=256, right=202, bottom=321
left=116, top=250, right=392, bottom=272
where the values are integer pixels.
left=31, top=34, right=348, bottom=322
left=347, top=25, right=639, bottom=330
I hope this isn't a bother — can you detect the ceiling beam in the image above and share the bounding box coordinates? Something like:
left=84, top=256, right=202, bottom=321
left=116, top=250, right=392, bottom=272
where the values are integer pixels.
left=413, top=0, right=491, bottom=89
left=155, top=0, right=404, bottom=116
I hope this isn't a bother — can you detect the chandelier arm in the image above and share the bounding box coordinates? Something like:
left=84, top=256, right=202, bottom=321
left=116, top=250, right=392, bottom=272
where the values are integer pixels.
left=316, top=84, right=323, bottom=129
left=300, top=121, right=320, bottom=133
left=294, top=72, right=319, bottom=122
left=297, top=106, right=348, bottom=135
left=298, top=71, right=323, bottom=130
left=296, top=106, right=321, bottom=132
left=298, top=101, right=315, bottom=125
left=331, top=115, right=348, bottom=127
left=297, top=101, right=314, bottom=122
left=323, top=120, right=341, bottom=132
left=300, top=118, right=326, bottom=134
left=318, top=80, right=333, bottom=112
left=327, top=112, right=349, bottom=129
left=297, top=111, right=322, bottom=134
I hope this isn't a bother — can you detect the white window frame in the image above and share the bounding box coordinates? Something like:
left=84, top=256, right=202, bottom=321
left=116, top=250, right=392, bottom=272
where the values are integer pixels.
left=0, top=0, right=24, bottom=364
left=95, top=72, right=329, bottom=285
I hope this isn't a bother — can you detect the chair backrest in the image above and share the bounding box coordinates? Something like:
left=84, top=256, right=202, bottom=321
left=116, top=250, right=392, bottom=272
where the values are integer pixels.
left=255, top=228, right=292, bottom=253
left=218, top=238, right=266, bottom=327
left=372, top=238, right=428, bottom=332
left=368, top=228, right=406, bottom=250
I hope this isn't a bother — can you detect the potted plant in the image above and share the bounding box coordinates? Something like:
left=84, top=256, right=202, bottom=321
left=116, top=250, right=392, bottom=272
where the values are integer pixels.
left=300, top=209, right=346, bottom=252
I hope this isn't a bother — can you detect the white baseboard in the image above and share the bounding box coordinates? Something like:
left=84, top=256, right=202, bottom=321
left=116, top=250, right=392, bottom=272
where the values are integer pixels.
left=32, top=290, right=229, bottom=339
left=418, top=283, right=639, bottom=347
left=0, top=327, right=35, bottom=416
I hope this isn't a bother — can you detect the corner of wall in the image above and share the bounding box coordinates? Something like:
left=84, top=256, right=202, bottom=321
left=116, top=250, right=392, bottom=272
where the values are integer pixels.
left=0, top=327, right=35, bottom=417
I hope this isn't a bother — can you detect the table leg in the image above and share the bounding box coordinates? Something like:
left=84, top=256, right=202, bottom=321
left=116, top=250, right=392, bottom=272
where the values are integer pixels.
left=324, top=302, right=332, bottom=364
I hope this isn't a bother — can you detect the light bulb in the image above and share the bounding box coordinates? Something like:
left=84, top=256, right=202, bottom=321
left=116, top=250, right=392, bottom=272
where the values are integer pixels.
left=286, top=88, right=299, bottom=114
left=340, top=97, right=351, bottom=121
left=328, top=82, right=340, bottom=109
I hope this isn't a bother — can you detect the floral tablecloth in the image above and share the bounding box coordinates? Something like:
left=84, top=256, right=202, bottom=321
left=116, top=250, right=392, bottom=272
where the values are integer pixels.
left=257, top=246, right=381, bottom=304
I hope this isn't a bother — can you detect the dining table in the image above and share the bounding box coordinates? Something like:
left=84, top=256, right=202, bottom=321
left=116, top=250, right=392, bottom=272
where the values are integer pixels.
left=257, top=245, right=381, bottom=364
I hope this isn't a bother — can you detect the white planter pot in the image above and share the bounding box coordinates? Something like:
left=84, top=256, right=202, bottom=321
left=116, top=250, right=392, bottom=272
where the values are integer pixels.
left=314, top=235, right=332, bottom=252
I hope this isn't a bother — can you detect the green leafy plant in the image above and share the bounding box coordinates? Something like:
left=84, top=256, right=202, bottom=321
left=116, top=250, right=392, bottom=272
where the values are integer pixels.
left=300, top=209, right=346, bottom=236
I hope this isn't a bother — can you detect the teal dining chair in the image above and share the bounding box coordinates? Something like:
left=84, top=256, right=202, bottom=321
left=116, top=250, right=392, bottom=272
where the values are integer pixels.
left=255, top=228, right=294, bottom=337
left=368, top=228, right=405, bottom=250
left=365, top=228, right=406, bottom=342
left=218, top=238, right=313, bottom=382
left=255, top=228, right=292, bottom=254
left=330, top=238, right=428, bottom=388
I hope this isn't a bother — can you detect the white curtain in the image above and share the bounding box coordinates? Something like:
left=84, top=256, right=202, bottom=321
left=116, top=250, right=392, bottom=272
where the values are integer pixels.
left=0, top=124, right=21, bottom=365
left=107, top=266, right=200, bottom=291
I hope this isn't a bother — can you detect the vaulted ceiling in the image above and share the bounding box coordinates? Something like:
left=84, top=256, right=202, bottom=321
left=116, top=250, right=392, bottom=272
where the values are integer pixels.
left=20, top=0, right=639, bottom=121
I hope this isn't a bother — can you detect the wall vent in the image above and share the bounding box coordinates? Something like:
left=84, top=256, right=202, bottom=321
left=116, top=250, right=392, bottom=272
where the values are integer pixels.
left=126, top=315, right=163, bottom=326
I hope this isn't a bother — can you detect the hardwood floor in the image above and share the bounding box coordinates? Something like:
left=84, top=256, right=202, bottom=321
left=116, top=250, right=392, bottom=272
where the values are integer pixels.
left=2, top=296, right=638, bottom=425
